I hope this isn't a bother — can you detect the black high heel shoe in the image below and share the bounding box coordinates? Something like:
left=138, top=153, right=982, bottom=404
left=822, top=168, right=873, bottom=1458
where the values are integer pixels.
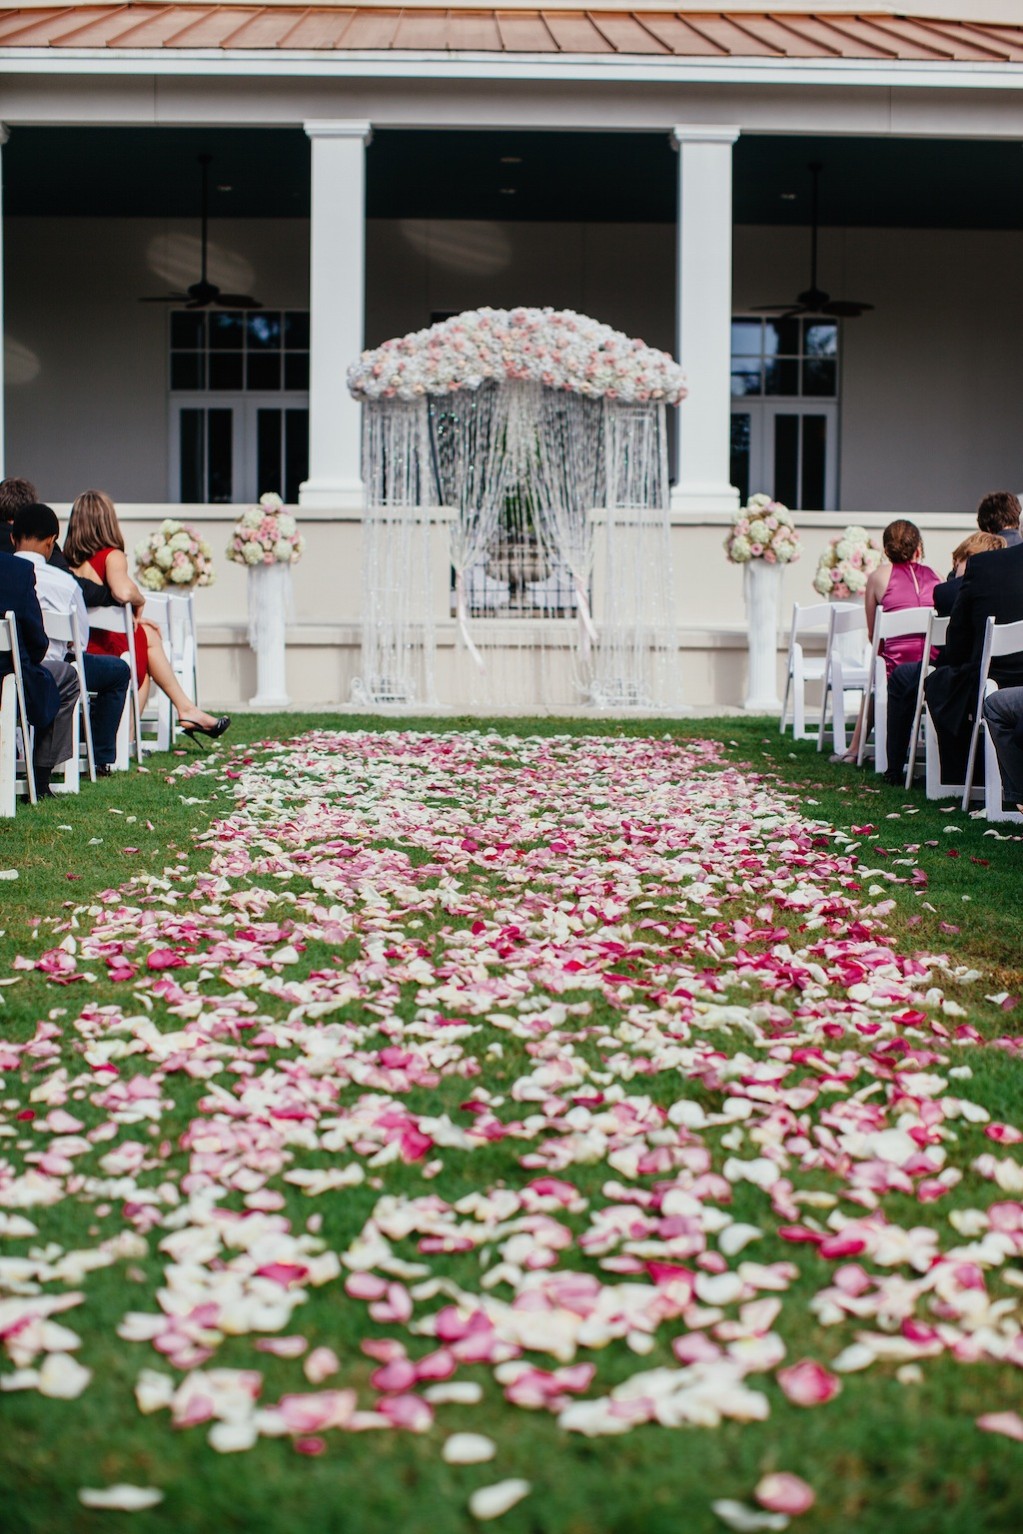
left=179, top=715, right=231, bottom=742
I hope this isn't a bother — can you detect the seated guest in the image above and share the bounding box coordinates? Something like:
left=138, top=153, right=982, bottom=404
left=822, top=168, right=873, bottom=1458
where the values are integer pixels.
left=933, top=531, right=1007, bottom=617
left=65, top=489, right=230, bottom=741
left=984, top=687, right=1023, bottom=813
left=837, top=521, right=940, bottom=764
left=0, top=474, right=112, bottom=606
left=12, top=503, right=130, bottom=777
left=882, top=531, right=1009, bottom=787
left=976, top=490, right=1022, bottom=547
left=0, top=550, right=79, bottom=798
left=924, top=532, right=1023, bottom=783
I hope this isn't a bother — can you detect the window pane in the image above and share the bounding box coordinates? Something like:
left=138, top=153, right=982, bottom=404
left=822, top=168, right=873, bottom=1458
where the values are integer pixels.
left=730, top=414, right=751, bottom=505
left=731, top=361, right=761, bottom=397
left=764, top=319, right=799, bottom=356
left=210, top=353, right=243, bottom=390
left=171, top=312, right=205, bottom=348
left=284, top=311, right=310, bottom=349
left=170, top=353, right=204, bottom=390
left=764, top=358, right=799, bottom=396
left=284, top=353, right=310, bottom=390
left=247, top=312, right=282, bottom=350
left=731, top=319, right=760, bottom=358
left=802, top=358, right=837, bottom=397
left=209, top=311, right=244, bottom=349
left=802, top=414, right=827, bottom=510
left=207, top=409, right=233, bottom=502
left=284, top=409, right=309, bottom=505
left=803, top=321, right=837, bottom=358
left=247, top=354, right=281, bottom=391
left=179, top=410, right=204, bottom=502
left=774, top=414, right=799, bottom=508
left=257, top=409, right=282, bottom=499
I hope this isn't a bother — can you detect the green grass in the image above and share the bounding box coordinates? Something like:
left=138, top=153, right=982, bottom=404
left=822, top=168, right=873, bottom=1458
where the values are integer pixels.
left=1, top=715, right=1021, bottom=1534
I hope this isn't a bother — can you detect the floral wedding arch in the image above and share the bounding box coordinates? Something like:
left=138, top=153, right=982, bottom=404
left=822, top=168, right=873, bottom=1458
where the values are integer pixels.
left=347, top=307, right=687, bottom=708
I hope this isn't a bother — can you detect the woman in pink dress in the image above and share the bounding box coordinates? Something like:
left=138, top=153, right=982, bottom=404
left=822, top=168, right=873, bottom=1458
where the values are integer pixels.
left=837, top=520, right=940, bottom=763
left=865, top=519, right=942, bottom=676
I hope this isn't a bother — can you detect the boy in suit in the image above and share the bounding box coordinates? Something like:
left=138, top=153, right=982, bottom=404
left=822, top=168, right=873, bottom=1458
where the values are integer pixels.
left=0, top=551, right=79, bottom=797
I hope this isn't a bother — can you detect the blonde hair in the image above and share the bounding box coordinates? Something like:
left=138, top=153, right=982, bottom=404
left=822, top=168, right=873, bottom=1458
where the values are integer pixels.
left=951, top=531, right=1006, bottom=568
left=64, top=490, right=124, bottom=566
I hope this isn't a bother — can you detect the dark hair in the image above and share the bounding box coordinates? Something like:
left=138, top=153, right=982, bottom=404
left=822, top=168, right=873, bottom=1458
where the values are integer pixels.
left=0, top=477, right=39, bottom=524
left=976, top=492, right=1021, bottom=533
left=882, top=519, right=923, bottom=564
left=12, top=502, right=59, bottom=545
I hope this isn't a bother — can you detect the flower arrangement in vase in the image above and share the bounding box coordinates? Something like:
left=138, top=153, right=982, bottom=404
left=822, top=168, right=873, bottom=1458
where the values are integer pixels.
left=135, top=519, right=215, bottom=592
left=725, top=495, right=801, bottom=565
left=813, top=525, right=883, bottom=599
left=226, top=493, right=305, bottom=568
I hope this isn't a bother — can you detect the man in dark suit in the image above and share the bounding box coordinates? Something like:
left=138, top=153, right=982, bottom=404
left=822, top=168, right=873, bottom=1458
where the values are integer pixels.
left=977, top=490, right=1022, bottom=548
left=984, top=687, right=1023, bottom=809
left=0, top=552, right=79, bottom=797
left=924, top=539, right=1023, bottom=782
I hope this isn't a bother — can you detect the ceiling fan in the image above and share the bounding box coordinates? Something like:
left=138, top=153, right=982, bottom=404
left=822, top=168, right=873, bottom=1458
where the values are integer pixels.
left=141, top=153, right=261, bottom=310
left=755, top=162, right=872, bottom=320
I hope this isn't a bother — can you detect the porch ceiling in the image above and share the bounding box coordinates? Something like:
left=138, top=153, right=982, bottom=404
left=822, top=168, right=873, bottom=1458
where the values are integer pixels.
left=0, top=6, right=1022, bottom=62
left=8, top=126, right=1023, bottom=230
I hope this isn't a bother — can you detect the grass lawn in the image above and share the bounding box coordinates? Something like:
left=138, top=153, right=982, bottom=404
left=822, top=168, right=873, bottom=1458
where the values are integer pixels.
left=0, top=714, right=1021, bottom=1534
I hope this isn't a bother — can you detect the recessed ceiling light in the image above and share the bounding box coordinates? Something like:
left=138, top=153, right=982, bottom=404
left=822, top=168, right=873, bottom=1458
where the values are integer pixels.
left=780, top=192, right=797, bottom=201
left=217, top=184, right=233, bottom=193
left=500, top=156, right=523, bottom=165
left=499, top=187, right=517, bottom=196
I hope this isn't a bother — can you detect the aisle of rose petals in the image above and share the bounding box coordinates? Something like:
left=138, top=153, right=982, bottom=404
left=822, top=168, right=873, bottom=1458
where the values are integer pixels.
left=2, top=729, right=1022, bottom=1527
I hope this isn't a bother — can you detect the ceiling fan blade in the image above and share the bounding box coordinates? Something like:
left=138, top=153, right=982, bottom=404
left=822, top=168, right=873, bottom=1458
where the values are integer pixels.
left=215, top=294, right=262, bottom=309
left=821, top=300, right=874, bottom=317
left=185, top=298, right=212, bottom=310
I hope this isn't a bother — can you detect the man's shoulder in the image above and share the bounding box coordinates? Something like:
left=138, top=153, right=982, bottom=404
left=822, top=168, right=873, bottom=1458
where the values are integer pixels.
left=0, top=552, right=35, bottom=591
left=967, top=543, right=1023, bottom=579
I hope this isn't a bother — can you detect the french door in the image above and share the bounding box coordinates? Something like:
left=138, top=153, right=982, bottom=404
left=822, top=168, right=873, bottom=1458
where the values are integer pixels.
left=730, top=401, right=838, bottom=511
left=170, top=396, right=309, bottom=504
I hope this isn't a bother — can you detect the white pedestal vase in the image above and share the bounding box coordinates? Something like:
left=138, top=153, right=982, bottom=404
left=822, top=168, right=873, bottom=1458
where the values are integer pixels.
left=248, top=562, right=291, bottom=707
left=743, top=559, right=783, bottom=711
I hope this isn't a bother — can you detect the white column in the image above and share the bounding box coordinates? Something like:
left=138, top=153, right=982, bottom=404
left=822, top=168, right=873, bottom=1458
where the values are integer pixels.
left=671, top=125, right=740, bottom=514
left=0, top=125, right=9, bottom=479
left=300, top=120, right=372, bottom=510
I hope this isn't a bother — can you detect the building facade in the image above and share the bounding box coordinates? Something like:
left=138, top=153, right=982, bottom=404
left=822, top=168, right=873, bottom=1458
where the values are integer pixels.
left=1, top=2, right=1022, bottom=708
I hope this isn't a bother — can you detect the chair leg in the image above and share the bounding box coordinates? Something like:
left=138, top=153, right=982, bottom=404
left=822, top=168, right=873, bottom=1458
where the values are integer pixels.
left=0, top=678, right=16, bottom=818
left=961, top=716, right=983, bottom=812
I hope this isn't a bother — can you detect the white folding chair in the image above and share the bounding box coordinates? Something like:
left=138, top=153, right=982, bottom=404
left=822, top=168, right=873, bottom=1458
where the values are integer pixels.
left=905, top=612, right=949, bottom=788
left=88, top=604, right=142, bottom=767
left=170, top=591, right=200, bottom=704
left=817, top=604, right=869, bottom=755
left=855, top=606, right=934, bottom=773
left=780, top=601, right=833, bottom=740
left=0, top=611, right=37, bottom=810
left=138, top=593, right=173, bottom=753
left=962, top=616, right=1023, bottom=811
left=42, top=606, right=96, bottom=791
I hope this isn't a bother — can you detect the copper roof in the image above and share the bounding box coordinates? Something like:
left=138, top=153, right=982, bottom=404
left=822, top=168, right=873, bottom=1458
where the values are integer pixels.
left=0, top=7, right=1021, bottom=59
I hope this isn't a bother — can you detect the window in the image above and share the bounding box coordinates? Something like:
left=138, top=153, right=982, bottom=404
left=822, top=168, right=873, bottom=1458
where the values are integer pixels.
left=170, top=310, right=310, bottom=393
left=730, top=317, right=839, bottom=510
left=169, top=310, right=310, bottom=503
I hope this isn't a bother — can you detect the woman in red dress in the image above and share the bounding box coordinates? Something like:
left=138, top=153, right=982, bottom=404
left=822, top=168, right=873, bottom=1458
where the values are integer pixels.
left=64, top=490, right=229, bottom=740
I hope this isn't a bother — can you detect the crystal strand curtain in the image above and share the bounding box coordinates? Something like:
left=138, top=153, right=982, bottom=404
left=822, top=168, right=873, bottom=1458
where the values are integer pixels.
left=353, top=399, right=437, bottom=706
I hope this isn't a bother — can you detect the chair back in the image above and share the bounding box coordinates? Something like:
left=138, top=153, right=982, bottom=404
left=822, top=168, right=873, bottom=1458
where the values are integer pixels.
left=988, top=615, right=1023, bottom=661
left=42, top=608, right=74, bottom=646
left=87, top=603, right=143, bottom=764
left=830, top=605, right=868, bottom=638
left=0, top=610, right=37, bottom=803
left=874, top=605, right=933, bottom=642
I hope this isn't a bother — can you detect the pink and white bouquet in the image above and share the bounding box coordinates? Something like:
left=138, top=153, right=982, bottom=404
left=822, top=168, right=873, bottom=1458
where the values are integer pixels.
left=347, top=307, right=687, bottom=405
left=135, top=518, right=215, bottom=592
left=226, top=493, right=304, bottom=568
left=725, top=495, right=801, bottom=565
left=813, top=525, right=883, bottom=599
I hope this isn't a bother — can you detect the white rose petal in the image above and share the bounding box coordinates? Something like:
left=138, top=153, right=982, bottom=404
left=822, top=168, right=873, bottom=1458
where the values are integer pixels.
left=443, top=1433, right=497, bottom=1465
left=469, top=1480, right=531, bottom=1521
left=79, top=1486, right=164, bottom=1511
